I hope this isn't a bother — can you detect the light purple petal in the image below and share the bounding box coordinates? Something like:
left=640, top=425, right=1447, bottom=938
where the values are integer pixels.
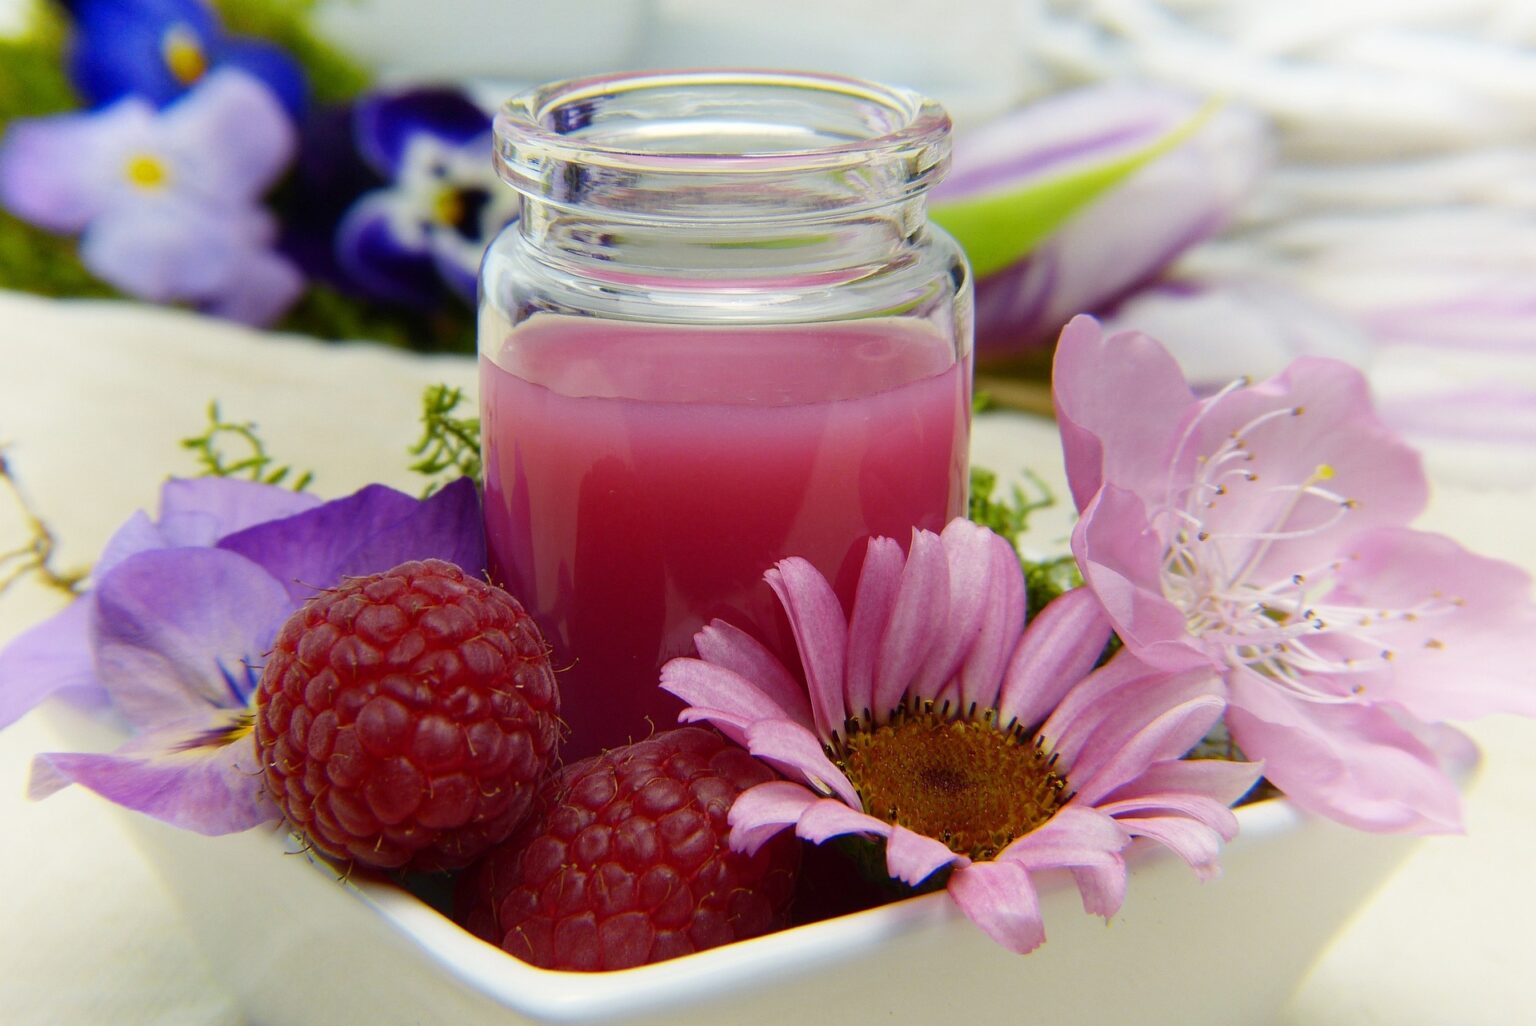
left=0, top=599, right=106, bottom=728
left=30, top=708, right=277, bottom=834
left=160, top=69, right=296, bottom=204
left=742, top=718, right=861, bottom=809
left=843, top=535, right=905, bottom=723
left=970, top=98, right=1269, bottom=360
left=199, top=245, right=306, bottom=327
left=727, top=780, right=818, bottom=855
left=997, top=586, right=1114, bottom=730
left=158, top=478, right=323, bottom=547
left=1226, top=667, right=1463, bottom=833
left=0, top=98, right=154, bottom=232
left=1052, top=316, right=1196, bottom=511
left=1099, top=792, right=1240, bottom=844
left=885, top=824, right=963, bottom=887
left=765, top=557, right=847, bottom=741
left=871, top=530, right=949, bottom=719
left=91, top=547, right=293, bottom=728
left=689, top=620, right=814, bottom=729
left=81, top=198, right=261, bottom=303
left=217, top=478, right=484, bottom=605
left=946, top=858, right=1045, bottom=954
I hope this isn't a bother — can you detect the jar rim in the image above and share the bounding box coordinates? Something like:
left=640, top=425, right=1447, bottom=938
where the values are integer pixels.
left=493, top=69, right=952, bottom=217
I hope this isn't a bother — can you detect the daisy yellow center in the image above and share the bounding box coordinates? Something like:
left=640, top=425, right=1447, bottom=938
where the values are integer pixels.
left=124, top=153, right=170, bottom=190
left=162, top=25, right=209, bottom=85
left=835, top=704, right=1068, bottom=861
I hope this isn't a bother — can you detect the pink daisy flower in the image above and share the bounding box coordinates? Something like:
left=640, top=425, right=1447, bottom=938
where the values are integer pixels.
left=661, top=518, right=1259, bottom=954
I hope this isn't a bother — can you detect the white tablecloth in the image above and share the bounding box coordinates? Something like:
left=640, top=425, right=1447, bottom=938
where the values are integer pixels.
left=1, top=291, right=1532, bottom=1024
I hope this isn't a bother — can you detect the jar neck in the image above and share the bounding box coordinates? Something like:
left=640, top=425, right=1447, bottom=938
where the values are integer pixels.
left=516, top=192, right=932, bottom=277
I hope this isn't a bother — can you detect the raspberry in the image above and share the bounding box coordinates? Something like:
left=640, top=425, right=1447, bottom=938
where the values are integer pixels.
left=456, top=727, right=800, bottom=971
left=254, top=558, right=560, bottom=873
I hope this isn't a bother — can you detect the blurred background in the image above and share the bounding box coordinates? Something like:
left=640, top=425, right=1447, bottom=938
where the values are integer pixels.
left=1, top=0, right=1533, bottom=482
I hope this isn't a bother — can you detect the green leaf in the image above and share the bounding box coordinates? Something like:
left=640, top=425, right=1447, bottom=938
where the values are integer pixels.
left=930, top=101, right=1219, bottom=278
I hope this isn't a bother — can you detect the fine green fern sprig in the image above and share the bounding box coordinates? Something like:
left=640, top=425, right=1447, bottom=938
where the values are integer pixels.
left=181, top=402, right=315, bottom=491
left=409, top=384, right=482, bottom=496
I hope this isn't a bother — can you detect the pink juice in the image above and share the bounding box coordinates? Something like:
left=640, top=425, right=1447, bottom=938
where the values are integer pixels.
left=481, top=315, right=969, bottom=758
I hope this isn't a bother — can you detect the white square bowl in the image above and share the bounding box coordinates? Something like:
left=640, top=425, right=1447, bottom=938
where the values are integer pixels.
left=104, top=726, right=1441, bottom=1026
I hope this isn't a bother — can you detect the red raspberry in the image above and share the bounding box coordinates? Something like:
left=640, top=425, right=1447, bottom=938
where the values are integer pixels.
left=456, top=727, right=800, bottom=971
left=255, top=558, right=560, bottom=873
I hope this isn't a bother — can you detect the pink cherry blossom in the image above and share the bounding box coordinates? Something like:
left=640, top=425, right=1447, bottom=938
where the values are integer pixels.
left=662, top=519, right=1258, bottom=954
left=1053, top=315, right=1536, bottom=832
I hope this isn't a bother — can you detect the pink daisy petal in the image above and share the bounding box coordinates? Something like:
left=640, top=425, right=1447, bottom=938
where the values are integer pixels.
left=997, top=586, right=1115, bottom=730
left=1000, top=805, right=1129, bottom=873
left=766, top=557, right=848, bottom=740
left=910, top=520, right=996, bottom=701
left=1071, top=694, right=1227, bottom=806
left=843, top=536, right=906, bottom=723
left=660, top=657, right=810, bottom=746
left=795, top=797, right=893, bottom=847
left=1099, top=792, right=1240, bottom=842
left=1102, top=758, right=1263, bottom=809
left=885, top=824, right=964, bottom=887
left=727, top=780, right=818, bottom=855
left=871, top=529, right=950, bottom=719
left=947, top=858, right=1046, bottom=954
left=1118, top=815, right=1227, bottom=880
left=956, top=526, right=1028, bottom=713
left=691, top=620, right=816, bottom=729
left=742, top=718, right=861, bottom=809
left=1069, top=860, right=1128, bottom=919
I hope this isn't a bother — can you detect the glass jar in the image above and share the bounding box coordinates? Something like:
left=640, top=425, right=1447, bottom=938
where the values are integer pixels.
left=480, top=70, right=972, bottom=758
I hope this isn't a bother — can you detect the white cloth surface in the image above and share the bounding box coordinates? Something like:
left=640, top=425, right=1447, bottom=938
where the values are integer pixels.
left=1, top=290, right=1533, bottom=1024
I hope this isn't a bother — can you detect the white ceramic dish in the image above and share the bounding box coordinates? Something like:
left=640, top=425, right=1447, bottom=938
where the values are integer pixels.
left=81, top=684, right=1445, bottom=1026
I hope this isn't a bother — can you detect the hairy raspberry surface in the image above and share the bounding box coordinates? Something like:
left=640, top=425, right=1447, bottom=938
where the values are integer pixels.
left=255, top=558, right=560, bottom=872
left=456, top=727, right=800, bottom=971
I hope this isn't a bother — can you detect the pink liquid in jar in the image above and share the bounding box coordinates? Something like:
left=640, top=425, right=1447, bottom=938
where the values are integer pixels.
left=481, top=315, right=969, bottom=758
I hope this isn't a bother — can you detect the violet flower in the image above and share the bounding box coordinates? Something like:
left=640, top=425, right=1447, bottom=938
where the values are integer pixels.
left=0, top=476, right=484, bottom=835
left=663, top=519, right=1259, bottom=954
left=930, top=85, right=1270, bottom=362
left=335, top=88, right=518, bottom=307
left=62, top=0, right=307, bottom=116
left=0, top=69, right=302, bottom=325
left=1053, top=315, right=1536, bottom=833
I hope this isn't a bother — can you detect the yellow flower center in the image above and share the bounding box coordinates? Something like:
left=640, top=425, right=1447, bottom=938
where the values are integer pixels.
left=124, top=153, right=170, bottom=190
left=835, top=703, right=1068, bottom=861
left=162, top=25, right=209, bottom=85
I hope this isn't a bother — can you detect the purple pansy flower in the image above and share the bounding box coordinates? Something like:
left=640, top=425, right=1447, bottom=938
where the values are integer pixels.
left=932, top=85, right=1270, bottom=361
left=663, top=519, right=1259, bottom=954
left=336, top=88, right=518, bottom=307
left=1052, top=315, right=1536, bottom=833
left=61, top=0, right=307, bottom=116
left=0, top=68, right=303, bottom=325
left=0, top=476, right=484, bottom=835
